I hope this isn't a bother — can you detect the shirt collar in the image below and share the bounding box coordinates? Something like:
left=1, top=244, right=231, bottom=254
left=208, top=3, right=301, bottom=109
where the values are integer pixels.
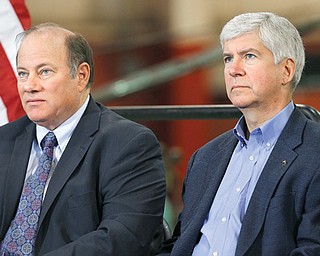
left=36, top=95, right=90, bottom=151
left=233, top=101, right=295, bottom=147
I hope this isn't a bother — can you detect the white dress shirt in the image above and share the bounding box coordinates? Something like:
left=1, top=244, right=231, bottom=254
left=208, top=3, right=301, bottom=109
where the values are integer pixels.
left=24, top=95, right=90, bottom=198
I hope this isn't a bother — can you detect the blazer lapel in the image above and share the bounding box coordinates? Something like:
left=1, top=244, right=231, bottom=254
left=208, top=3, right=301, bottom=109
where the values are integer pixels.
left=195, top=135, right=238, bottom=222
left=181, top=133, right=238, bottom=255
left=236, top=107, right=306, bottom=256
left=1, top=122, right=35, bottom=235
left=39, top=98, right=100, bottom=226
left=174, top=133, right=238, bottom=256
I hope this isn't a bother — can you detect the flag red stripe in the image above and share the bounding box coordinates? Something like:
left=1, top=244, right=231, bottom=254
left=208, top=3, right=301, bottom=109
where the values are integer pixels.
left=10, top=0, right=31, bottom=30
left=0, top=44, right=25, bottom=121
left=0, top=0, right=30, bottom=123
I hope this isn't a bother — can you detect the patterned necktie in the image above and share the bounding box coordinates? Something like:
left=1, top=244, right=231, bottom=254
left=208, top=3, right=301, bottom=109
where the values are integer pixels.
left=1, top=132, right=58, bottom=256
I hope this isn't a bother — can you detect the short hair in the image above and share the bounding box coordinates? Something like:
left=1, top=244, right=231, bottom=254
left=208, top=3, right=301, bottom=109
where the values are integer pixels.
left=65, top=32, right=94, bottom=88
left=16, top=22, right=94, bottom=88
left=220, top=12, right=305, bottom=91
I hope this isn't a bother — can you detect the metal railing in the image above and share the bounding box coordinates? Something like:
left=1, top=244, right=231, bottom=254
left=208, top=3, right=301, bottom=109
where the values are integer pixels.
left=110, top=104, right=320, bottom=123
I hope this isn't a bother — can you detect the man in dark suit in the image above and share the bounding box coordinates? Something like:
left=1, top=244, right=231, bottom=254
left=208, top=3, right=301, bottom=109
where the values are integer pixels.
left=158, top=12, right=320, bottom=255
left=0, top=23, right=166, bottom=255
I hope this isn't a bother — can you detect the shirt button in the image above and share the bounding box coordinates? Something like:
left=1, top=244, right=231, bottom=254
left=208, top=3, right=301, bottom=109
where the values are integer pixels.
left=249, top=155, right=254, bottom=161
left=221, top=217, right=227, bottom=223
left=213, top=252, right=218, bottom=256
left=236, top=187, right=241, bottom=193
left=266, top=142, right=271, bottom=147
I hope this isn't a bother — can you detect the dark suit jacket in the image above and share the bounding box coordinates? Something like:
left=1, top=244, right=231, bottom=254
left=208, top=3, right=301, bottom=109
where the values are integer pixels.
left=159, top=107, right=320, bottom=256
left=0, top=97, right=166, bottom=256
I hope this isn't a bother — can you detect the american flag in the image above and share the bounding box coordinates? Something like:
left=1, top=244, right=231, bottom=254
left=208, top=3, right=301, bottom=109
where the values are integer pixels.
left=0, top=0, right=30, bottom=125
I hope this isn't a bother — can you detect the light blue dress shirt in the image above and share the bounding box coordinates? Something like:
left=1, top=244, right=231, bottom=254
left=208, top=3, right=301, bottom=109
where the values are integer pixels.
left=192, top=101, right=294, bottom=256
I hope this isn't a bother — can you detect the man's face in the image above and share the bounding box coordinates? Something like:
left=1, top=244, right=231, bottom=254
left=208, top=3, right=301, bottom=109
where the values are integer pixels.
left=223, top=32, right=289, bottom=113
left=17, top=30, right=84, bottom=130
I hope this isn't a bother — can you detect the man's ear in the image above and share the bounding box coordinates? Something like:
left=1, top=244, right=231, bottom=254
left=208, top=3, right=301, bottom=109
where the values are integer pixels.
left=282, top=58, right=295, bottom=85
left=77, top=62, right=90, bottom=91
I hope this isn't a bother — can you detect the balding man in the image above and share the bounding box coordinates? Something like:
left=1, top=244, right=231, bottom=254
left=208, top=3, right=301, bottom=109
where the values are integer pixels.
left=0, top=23, right=166, bottom=256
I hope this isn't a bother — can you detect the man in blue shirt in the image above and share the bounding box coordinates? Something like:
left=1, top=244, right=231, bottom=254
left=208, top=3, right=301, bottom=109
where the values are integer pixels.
left=158, top=12, right=320, bottom=256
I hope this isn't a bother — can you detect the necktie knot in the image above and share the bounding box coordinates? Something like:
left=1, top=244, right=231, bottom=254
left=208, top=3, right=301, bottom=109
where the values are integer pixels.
left=41, top=131, right=58, bottom=150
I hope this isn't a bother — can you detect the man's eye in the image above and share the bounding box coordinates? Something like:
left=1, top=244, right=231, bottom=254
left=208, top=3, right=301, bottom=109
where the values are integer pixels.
left=223, top=56, right=233, bottom=64
left=40, top=69, right=51, bottom=75
left=18, top=71, right=28, bottom=78
left=245, top=53, right=256, bottom=60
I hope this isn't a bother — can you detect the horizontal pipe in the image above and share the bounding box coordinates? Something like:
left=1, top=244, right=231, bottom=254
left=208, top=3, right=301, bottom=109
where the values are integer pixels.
left=109, top=104, right=320, bottom=123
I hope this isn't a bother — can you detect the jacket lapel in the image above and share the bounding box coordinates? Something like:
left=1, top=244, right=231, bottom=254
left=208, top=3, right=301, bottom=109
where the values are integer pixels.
left=179, top=132, right=238, bottom=255
left=236, top=108, right=306, bottom=256
left=39, top=98, right=100, bottom=226
left=195, top=134, right=238, bottom=223
left=1, top=121, right=35, bottom=236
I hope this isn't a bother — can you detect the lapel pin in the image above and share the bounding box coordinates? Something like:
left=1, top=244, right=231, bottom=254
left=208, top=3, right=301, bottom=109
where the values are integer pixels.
left=281, top=160, right=287, bottom=167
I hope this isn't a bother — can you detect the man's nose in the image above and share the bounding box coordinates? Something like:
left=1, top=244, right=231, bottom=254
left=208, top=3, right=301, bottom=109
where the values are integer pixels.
left=228, top=59, right=245, bottom=77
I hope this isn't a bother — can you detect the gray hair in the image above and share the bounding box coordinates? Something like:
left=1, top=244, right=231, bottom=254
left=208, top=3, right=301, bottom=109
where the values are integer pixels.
left=16, top=22, right=94, bottom=88
left=220, top=12, right=305, bottom=90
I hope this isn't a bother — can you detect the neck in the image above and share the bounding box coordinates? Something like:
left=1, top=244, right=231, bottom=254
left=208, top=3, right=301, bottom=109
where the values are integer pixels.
left=240, top=100, right=291, bottom=133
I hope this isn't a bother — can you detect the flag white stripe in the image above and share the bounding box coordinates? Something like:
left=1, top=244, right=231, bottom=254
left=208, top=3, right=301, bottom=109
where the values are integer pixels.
left=0, top=97, right=9, bottom=126
left=0, top=0, right=24, bottom=75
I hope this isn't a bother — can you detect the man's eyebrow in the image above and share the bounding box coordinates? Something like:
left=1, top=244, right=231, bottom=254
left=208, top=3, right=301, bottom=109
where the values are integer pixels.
left=223, top=48, right=260, bottom=57
left=238, top=48, right=260, bottom=55
left=17, top=63, right=52, bottom=70
left=222, top=52, right=232, bottom=58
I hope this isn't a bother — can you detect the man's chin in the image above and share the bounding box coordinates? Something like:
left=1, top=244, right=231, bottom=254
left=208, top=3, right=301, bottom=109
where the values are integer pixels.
left=231, top=101, right=250, bottom=110
left=27, top=115, right=48, bottom=127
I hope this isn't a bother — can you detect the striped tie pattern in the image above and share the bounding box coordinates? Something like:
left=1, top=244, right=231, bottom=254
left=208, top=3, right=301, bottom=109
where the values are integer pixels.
left=1, top=132, right=57, bottom=255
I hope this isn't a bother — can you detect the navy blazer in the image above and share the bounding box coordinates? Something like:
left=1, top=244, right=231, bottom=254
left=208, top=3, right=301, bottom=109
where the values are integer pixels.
left=0, top=97, right=166, bottom=256
left=160, top=106, right=320, bottom=256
